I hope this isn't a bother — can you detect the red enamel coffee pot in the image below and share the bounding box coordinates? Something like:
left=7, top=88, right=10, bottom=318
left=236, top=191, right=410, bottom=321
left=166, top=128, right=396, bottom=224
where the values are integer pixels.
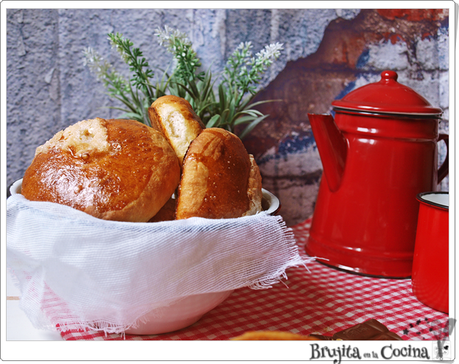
left=306, top=70, right=448, bottom=278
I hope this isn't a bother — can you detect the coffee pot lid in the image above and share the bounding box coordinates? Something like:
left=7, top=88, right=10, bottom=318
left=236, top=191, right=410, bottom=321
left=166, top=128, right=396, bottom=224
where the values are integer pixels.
left=332, top=70, right=442, bottom=116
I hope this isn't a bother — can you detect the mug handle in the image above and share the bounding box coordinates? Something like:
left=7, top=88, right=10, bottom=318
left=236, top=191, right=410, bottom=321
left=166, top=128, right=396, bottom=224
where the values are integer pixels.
left=438, top=133, right=449, bottom=183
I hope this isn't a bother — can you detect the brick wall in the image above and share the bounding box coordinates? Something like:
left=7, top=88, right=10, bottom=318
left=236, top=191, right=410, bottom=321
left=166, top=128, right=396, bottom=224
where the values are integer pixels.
left=6, top=8, right=449, bottom=225
left=245, top=9, right=449, bottom=225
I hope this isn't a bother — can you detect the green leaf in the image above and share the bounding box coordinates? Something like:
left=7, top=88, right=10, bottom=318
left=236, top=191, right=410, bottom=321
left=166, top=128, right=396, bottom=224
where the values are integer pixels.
left=245, top=98, right=283, bottom=109
left=218, top=84, right=227, bottom=108
left=232, top=115, right=258, bottom=126
left=109, top=94, right=139, bottom=114
left=119, top=112, right=144, bottom=120
left=237, top=109, right=263, bottom=118
left=206, top=114, right=221, bottom=128
left=220, top=109, right=230, bottom=124
left=238, top=114, right=270, bottom=139
left=188, top=79, right=200, bottom=99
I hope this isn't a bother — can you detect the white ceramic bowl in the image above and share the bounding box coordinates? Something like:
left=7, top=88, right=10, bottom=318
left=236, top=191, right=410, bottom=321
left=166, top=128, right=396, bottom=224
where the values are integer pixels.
left=124, top=290, right=234, bottom=335
left=9, top=180, right=280, bottom=335
left=124, top=189, right=279, bottom=335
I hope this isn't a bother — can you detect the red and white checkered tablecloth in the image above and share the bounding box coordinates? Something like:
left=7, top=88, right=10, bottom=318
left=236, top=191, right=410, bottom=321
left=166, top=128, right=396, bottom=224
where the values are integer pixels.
left=58, top=218, right=449, bottom=341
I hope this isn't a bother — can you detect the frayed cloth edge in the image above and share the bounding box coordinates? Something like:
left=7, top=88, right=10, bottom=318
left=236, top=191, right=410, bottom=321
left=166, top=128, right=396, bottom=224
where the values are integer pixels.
left=26, top=215, right=314, bottom=337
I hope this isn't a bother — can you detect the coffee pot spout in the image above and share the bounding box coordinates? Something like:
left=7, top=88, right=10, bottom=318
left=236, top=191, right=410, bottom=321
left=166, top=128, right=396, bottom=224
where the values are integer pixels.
left=308, top=113, right=348, bottom=192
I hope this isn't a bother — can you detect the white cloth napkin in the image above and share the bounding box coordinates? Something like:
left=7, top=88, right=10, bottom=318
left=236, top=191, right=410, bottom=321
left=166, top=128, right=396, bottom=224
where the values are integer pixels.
left=7, top=192, right=309, bottom=334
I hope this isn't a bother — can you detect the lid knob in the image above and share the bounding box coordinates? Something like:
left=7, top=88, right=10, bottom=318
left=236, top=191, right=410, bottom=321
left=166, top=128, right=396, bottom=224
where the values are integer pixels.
left=381, top=70, right=398, bottom=82
left=331, top=69, right=442, bottom=116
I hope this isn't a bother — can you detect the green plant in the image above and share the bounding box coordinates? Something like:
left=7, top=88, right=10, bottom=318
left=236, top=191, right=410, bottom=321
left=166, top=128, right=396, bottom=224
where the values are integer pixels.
left=215, top=41, right=283, bottom=138
left=83, top=47, right=148, bottom=125
left=83, top=26, right=283, bottom=138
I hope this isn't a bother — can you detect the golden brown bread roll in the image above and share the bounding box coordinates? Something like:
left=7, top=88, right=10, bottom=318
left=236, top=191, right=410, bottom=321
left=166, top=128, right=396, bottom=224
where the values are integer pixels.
left=21, top=118, right=181, bottom=222
left=148, top=95, right=205, bottom=166
left=231, top=331, right=319, bottom=340
left=148, top=196, right=177, bottom=222
left=176, top=128, right=262, bottom=220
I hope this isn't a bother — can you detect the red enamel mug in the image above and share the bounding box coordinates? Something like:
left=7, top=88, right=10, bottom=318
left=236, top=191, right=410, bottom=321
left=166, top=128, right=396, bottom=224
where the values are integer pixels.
left=306, top=70, right=449, bottom=278
left=412, top=192, right=449, bottom=313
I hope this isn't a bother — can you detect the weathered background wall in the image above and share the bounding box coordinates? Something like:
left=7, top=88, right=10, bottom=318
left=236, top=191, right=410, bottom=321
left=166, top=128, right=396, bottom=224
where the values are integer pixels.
left=6, top=8, right=449, bottom=226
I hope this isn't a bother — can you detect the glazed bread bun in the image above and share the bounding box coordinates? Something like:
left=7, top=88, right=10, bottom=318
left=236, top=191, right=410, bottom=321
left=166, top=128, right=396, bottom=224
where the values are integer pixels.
left=21, top=118, right=181, bottom=222
left=148, top=95, right=205, bottom=166
left=176, top=128, right=263, bottom=220
left=148, top=197, right=177, bottom=222
left=231, top=331, right=319, bottom=340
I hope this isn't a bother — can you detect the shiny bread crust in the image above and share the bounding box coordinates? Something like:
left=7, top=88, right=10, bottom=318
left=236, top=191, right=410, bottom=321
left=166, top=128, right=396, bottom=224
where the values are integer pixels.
left=231, top=331, right=319, bottom=340
left=21, top=118, right=181, bottom=222
left=148, top=95, right=205, bottom=166
left=247, top=154, right=263, bottom=216
left=176, top=128, right=262, bottom=220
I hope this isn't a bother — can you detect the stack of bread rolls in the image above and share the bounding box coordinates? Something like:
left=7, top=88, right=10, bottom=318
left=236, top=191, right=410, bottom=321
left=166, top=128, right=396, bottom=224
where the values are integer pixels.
left=21, top=95, right=263, bottom=222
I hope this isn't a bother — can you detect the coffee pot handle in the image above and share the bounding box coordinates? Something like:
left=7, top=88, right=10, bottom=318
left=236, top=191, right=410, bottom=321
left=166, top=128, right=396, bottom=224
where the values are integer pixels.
left=438, top=134, right=449, bottom=183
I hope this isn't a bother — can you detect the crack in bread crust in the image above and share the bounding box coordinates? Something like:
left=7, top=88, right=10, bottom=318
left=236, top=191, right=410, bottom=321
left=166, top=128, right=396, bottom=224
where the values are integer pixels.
left=22, top=118, right=181, bottom=222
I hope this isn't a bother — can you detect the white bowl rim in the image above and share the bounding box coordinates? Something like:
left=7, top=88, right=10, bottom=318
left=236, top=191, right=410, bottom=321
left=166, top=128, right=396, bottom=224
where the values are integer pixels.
left=9, top=178, right=23, bottom=196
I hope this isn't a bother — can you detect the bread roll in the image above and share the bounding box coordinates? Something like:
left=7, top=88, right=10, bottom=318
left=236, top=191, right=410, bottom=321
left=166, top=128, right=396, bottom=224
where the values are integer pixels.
left=148, top=196, right=177, bottom=222
left=148, top=95, right=205, bottom=166
left=21, top=118, right=181, bottom=222
left=231, top=331, right=319, bottom=340
left=176, top=128, right=262, bottom=220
